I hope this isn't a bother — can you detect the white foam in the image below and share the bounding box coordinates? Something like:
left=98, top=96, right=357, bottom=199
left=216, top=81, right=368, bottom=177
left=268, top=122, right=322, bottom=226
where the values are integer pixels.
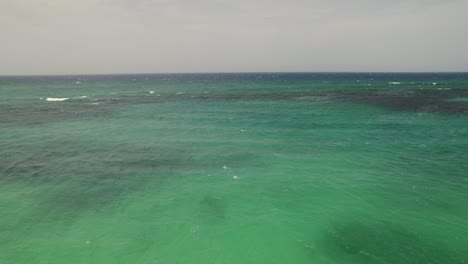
left=75, top=81, right=81, bottom=84
left=149, top=91, right=155, bottom=94
left=389, top=82, right=401, bottom=85
left=223, top=165, right=229, bottom=170
left=46, top=97, right=69, bottom=102
left=233, top=176, right=239, bottom=180
left=75, top=96, right=88, bottom=99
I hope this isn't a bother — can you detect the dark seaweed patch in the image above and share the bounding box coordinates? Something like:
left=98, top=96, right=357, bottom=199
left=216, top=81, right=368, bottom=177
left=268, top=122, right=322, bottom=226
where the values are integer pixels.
left=337, top=88, right=468, bottom=114
left=318, top=221, right=465, bottom=264
left=2, top=87, right=468, bottom=127
left=0, top=142, right=194, bottom=250
left=190, top=88, right=468, bottom=114
left=198, top=195, right=228, bottom=224
left=0, top=138, right=259, bottom=220
left=0, top=96, right=170, bottom=126
left=0, top=141, right=188, bottom=181
left=0, top=101, right=112, bottom=126
left=0, top=140, right=194, bottom=218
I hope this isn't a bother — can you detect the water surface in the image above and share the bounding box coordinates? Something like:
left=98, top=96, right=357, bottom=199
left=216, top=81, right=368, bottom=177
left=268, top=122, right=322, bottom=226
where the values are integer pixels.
left=1, top=73, right=467, bottom=263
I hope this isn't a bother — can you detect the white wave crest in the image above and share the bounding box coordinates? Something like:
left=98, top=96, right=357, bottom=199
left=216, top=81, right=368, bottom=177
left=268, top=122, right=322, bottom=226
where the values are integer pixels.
left=46, top=97, right=69, bottom=102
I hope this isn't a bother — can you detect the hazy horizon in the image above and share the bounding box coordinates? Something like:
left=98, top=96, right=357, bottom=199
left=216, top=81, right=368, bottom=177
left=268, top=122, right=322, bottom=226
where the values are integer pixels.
left=2, top=0, right=468, bottom=75
left=2, top=71, right=468, bottom=78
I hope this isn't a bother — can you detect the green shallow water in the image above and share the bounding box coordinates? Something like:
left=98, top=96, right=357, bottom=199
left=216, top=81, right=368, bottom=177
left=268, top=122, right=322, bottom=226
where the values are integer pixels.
left=1, top=73, right=468, bottom=263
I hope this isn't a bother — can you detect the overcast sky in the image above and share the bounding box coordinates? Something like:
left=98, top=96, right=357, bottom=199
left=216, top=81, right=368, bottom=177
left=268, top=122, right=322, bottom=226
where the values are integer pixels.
left=1, top=0, right=467, bottom=75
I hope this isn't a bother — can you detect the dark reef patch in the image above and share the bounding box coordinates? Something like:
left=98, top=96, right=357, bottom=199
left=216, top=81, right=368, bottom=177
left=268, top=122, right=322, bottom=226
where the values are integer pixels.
left=198, top=195, right=228, bottom=224
left=2, top=87, right=468, bottom=127
left=317, top=221, right=466, bottom=264
left=0, top=139, right=195, bottom=219
left=146, top=87, right=468, bottom=114
left=0, top=102, right=110, bottom=126
left=0, top=141, right=189, bottom=181
left=0, top=138, right=259, bottom=219
left=334, top=88, right=468, bottom=114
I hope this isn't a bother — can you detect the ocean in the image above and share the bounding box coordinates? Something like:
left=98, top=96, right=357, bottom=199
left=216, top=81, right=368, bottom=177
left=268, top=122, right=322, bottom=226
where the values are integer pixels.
left=1, top=73, right=467, bottom=263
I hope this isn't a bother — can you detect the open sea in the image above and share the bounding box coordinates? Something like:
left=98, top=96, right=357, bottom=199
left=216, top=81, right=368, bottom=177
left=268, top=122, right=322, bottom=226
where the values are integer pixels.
left=1, top=73, right=467, bottom=264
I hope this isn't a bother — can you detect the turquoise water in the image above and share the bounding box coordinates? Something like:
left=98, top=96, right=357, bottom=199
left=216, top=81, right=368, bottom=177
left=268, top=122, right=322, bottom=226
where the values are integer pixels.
left=1, top=73, right=468, bottom=263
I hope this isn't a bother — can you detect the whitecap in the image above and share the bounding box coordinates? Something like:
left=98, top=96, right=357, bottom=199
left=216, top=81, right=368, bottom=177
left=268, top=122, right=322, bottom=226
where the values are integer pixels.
left=149, top=91, right=155, bottom=94
left=46, top=97, right=69, bottom=102
left=389, top=82, right=401, bottom=85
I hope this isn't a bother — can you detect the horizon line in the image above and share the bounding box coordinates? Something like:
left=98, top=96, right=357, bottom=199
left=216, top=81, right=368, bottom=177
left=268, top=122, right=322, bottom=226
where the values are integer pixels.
left=1, top=71, right=468, bottom=77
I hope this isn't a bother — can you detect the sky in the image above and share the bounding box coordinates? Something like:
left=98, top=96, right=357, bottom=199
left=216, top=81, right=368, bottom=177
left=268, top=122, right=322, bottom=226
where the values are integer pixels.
left=1, top=0, right=468, bottom=75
